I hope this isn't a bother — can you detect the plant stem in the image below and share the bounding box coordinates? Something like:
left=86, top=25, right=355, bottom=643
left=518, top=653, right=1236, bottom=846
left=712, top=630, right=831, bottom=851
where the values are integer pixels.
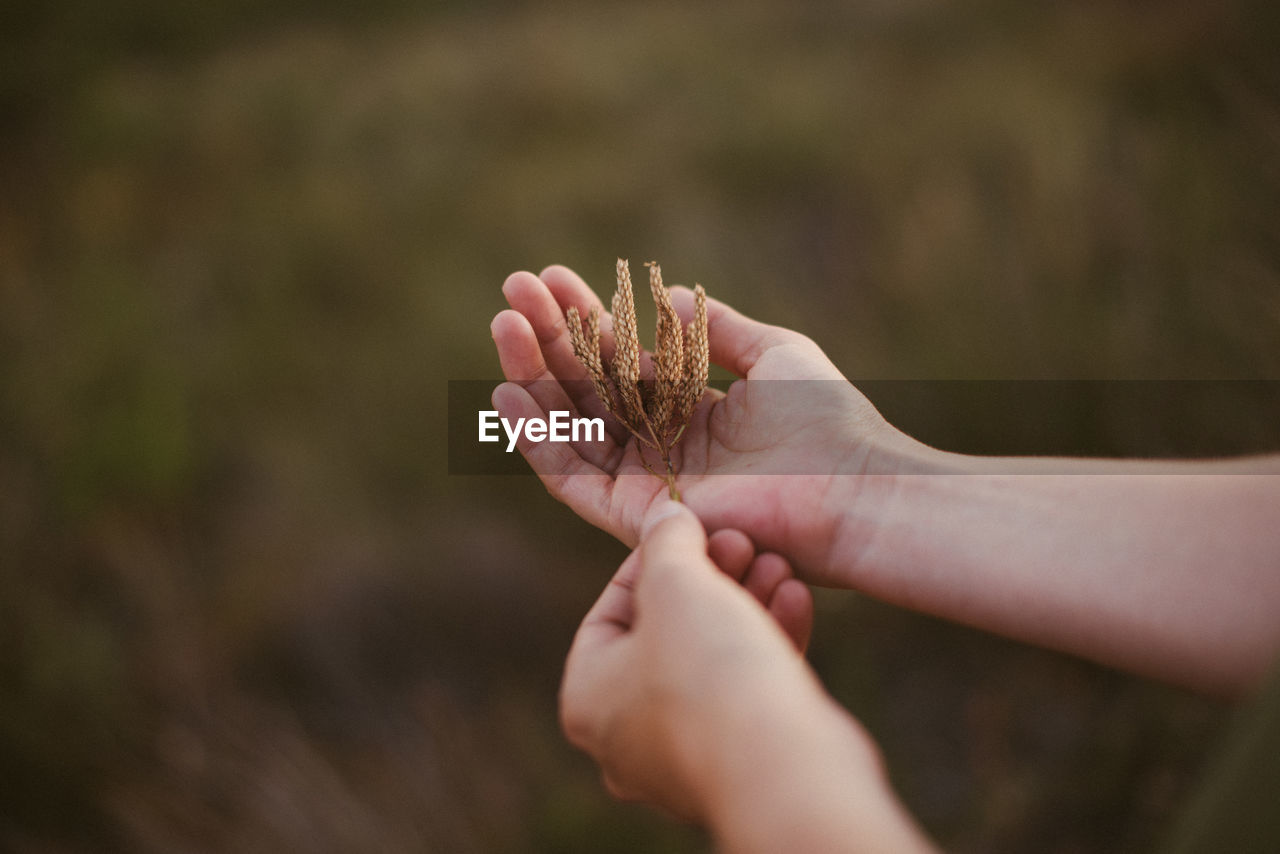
left=664, top=456, right=681, bottom=501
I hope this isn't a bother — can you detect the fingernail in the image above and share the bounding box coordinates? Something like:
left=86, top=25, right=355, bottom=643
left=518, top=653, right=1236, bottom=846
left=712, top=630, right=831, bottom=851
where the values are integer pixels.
left=641, top=500, right=688, bottom=539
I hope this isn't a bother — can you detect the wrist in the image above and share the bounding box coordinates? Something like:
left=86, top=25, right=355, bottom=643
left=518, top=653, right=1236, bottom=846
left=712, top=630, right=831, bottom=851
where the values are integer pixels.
left=694, top=678, right=868, bottom=813
left=820, top=421, right=956, bottom=588
left=692, top=678, right=933, bottom=852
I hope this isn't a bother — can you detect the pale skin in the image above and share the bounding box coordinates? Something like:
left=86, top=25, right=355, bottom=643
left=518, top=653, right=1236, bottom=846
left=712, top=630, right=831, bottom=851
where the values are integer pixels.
left=491, top=264, right=1280, bottom=849
left=562, top=502, right=936, bottom=852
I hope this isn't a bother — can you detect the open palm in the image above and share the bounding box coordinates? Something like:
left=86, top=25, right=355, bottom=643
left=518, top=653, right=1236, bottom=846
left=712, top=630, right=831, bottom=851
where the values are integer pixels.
left=491, top=265, right=895, bottom=584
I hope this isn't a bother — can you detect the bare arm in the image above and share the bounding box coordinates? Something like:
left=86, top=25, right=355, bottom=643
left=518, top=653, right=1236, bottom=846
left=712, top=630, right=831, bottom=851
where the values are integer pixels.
left=827, top=444, right=1280, bottom=696
left=560, top=503, right=936, bottom=853
left=494, top=264, right=1280, bottom=696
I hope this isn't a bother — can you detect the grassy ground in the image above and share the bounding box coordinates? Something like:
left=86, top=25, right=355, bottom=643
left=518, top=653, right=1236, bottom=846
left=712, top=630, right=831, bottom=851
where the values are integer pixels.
left=3, top=1, right=1279, bottom=850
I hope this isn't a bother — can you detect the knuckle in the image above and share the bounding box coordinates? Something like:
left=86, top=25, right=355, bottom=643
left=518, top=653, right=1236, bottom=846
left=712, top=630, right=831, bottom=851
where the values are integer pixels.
left=558, top=696, right=595, bottom=749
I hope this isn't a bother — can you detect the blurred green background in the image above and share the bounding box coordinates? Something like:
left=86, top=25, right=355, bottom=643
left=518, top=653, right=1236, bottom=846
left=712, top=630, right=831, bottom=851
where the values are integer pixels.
left=3, top=0, right=1279, bottom=851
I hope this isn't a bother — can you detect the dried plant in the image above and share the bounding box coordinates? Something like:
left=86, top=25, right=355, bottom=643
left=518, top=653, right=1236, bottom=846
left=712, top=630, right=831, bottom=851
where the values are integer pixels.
left=565, top=258, right=709, bottom=500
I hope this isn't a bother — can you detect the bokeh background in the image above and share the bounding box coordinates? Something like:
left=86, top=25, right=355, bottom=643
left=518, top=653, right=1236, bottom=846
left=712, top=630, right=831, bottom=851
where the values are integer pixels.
left=4, top=1, right=1280, bottom=851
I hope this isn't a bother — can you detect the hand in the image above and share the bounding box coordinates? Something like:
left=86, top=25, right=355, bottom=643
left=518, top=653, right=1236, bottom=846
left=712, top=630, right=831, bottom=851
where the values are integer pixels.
left=561, top=504, right=937, bottom=851
left=491, top=265, right=924, bottom=585
left=558, top=501, right=820, bottom=819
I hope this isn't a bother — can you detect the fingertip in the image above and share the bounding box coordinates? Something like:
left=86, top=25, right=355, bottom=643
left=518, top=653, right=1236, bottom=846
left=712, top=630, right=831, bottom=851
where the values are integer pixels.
left=502, top=270, right=541, bottom=302
left=772, top=576, right=812, bottom=610
left=638, top=502, right=709, bottom=585
left=538, top=263, right=578, bottom=282
left=707, top=528, right=754, bottom=581
left=744, top=552, right=791, bottom=603
left=602, top=771, right=639, bottom=803
left=770, top=578, right=814, bottom=652
left=491, top=309, right=547, bottom=381
left=491, top=380, right=533, bottom=414
left=491, top=307, right=528, bottom=339
left=541, top=264, right=607, bottom=315
left=640, top=499, right=694, bottom=540
left=666, top=285, right=698, bottom=324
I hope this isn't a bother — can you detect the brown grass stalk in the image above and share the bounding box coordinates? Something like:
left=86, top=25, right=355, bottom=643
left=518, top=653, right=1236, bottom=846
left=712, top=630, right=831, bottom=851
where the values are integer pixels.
left=565, top=258, right=709, bottom=499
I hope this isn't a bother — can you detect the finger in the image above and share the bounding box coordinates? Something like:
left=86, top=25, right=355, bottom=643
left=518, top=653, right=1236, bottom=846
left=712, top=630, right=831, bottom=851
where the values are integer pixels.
left=561, top=549, right=639, bottom=756
left=491, top=312, right=620, bottom=469
left=668, top=287, right=812, bottom=378
left=507, top=269, right=636, bottom=444
left=768, top=578, right=814, bottom=653
left=707, top=529, right=755, bottom=583
left=488, top=307, right=576, bottom=417
left=502, top=271, right=580, bottom=375
left=602, top=770, right=641, bottom=804
left=603, top=769, right=696, bottom=822
left=578, top=548, right=643, bottom=640
left=540, top=264, right=608, bottom=323
left=540, top=263, right=618, bottom=362
left=541, top=263, right=657, bottom=385
left=503, top=271, right=617, bottom=424
left=639, top=498, right=698, bottom=540
left=490, top=308, right=577, bottom=413
left=491, top=382, right=621, bottom=532
left=743, top=552, right=791, bottom=606
left=492, top=308, right=553, bottom=383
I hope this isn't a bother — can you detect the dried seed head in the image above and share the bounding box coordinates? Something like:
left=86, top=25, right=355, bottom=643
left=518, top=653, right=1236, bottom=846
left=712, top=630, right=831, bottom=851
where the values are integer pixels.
left=610, top=259, right=645, bottom=426
left=558, top=259, right=710, bottom=499
left=675, top=284, right=708, bottom=427
left=566, top=305, right=613, bottom=414
left=646, top=261, right=684, bottom=429
left=566, top=304, right=586, bottom=359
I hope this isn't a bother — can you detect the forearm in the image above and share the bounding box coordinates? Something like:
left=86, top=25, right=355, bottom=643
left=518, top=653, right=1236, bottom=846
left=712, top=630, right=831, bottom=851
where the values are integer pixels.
left=831, top=446, right=1280, bottom=694
left=695, top=683, right=936, bottom=853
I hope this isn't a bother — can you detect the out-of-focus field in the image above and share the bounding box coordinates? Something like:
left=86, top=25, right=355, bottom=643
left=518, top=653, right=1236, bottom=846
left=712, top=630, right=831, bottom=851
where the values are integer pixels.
left=2, top=1, right=1278, bottom=851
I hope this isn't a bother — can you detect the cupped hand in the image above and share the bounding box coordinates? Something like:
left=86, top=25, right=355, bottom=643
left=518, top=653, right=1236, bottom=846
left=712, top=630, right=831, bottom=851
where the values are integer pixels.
left=491, top=264, right=907, bottom=585
left=559, top=503, right=818, bottom=818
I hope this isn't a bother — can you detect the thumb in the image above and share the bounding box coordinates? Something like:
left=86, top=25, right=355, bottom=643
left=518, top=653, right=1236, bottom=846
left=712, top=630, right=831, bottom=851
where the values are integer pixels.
left=639, top=501, right=707, bottom=568
left=635, top=502, right=715, bottom=609
left=668, top=288, right=816, bottom=378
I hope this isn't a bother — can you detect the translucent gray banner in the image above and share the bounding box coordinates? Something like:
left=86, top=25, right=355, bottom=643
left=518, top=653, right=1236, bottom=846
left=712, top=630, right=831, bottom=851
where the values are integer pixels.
left=448, top=380, right=1280, bottom=475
